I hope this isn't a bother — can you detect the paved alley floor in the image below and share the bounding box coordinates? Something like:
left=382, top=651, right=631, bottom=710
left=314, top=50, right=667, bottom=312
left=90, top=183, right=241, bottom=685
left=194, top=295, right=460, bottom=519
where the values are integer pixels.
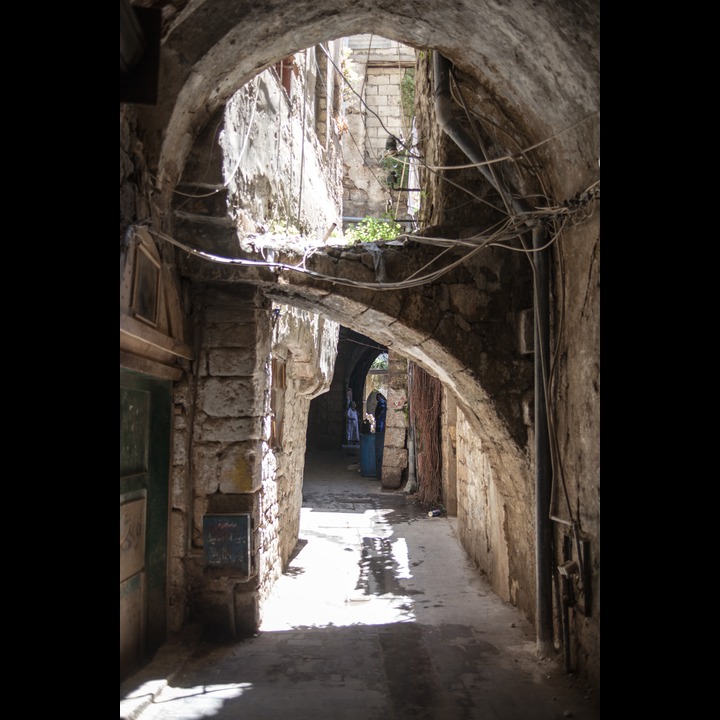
left=120, top=448, right=600, bottom=720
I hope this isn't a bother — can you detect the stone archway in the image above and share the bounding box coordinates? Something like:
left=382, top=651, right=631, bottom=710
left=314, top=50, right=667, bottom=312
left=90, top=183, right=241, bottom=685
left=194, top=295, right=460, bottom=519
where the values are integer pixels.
left=132, top=0, right=599, bottom=219
left=122, top=0, right=600, bottom=686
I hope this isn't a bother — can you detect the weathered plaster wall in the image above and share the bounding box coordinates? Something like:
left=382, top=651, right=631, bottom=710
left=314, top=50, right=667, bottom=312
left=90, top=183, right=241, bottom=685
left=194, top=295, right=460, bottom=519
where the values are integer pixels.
left=271, top=304, right=339, bottom=568
left=456, top=405, right=536, bottom=622
left=441, top=389, right=458, bottom=516
left=221, top=49, right=345, bottom=241
left=549, top=218, right=600, bottom=682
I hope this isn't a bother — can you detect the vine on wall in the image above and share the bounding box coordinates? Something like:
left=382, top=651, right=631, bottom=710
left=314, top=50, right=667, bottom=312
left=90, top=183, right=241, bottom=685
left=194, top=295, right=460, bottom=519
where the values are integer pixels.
left=409, top=362, right=443, bottom=508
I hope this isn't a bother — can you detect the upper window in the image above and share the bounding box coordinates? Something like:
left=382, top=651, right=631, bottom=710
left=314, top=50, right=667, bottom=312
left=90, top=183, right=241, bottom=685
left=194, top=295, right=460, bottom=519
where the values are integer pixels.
left=274, top=55, right=295, bottom=97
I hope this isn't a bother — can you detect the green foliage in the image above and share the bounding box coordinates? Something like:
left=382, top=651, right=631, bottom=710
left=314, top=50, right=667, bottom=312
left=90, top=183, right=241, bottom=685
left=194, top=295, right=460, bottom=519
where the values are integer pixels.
left=371, top=352, right=388, bottom=370
left=381, top=152, right=408, bottom=190
left=340, top=48, right=360, bottom=102
left=400, top=68, right=415, bottom=122
left=346, top=214, right=402, bottom=244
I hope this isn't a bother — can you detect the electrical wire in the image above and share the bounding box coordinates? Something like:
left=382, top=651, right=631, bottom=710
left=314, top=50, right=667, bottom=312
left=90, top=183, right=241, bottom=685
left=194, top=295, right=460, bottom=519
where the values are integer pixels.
left=143, top=217, right=524, bottom=292
left=448, top=83, right=553, bottom=205
left=315, top=44, right=395, bottom=199
left=450, top=70, right=514, bottom=217
left=319, top=43, right=415, bottom=158
left=425, top=111, right=600, bottom=172
left=520, top=216, right=592, bottom=589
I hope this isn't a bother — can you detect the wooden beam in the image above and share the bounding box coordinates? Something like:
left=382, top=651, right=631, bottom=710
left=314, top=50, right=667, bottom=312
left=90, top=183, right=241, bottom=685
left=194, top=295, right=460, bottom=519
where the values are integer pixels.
left=367, top=61, right=415, bottom=68
left=120, top=351, right=183, bottom=381
left=120, top=313, right=193, bottom=360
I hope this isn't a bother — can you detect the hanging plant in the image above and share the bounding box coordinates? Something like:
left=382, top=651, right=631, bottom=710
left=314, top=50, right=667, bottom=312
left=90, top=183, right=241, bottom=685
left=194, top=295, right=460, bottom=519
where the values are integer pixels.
left=381, top=151, right=408, bottom=190
left=409, top=362, right=443, bottom=508
left=346, top=214, right=402, bottom=244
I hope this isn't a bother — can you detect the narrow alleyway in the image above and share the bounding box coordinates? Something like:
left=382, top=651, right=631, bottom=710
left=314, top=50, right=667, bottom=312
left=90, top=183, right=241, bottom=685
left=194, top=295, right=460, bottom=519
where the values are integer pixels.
left=120, top=448, right=600, bottom=720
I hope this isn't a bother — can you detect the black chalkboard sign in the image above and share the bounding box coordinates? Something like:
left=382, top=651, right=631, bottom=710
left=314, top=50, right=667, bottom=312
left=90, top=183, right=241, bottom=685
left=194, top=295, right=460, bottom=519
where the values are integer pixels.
left=203, top=514, right=251, bottom=576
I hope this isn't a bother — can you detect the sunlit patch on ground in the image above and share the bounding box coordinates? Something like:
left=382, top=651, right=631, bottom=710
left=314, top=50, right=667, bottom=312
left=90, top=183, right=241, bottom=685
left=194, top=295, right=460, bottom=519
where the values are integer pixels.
left=260, top=506, right=417, bottom=631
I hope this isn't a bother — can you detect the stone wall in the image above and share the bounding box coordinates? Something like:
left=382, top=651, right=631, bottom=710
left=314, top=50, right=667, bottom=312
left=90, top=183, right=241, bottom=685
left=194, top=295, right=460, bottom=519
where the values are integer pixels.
left=270, top=304, right=339, bottom=568
left=381, top=352, right=409, bottom=489
left=342, top=36, right=416, bottom=227
left=173, top=284, right=271, bottom=637
left=169, top=286, right=337, bottom=638
left=221, top=46, right=345, bottom=243
left=455, top=406, right=536, bottom=622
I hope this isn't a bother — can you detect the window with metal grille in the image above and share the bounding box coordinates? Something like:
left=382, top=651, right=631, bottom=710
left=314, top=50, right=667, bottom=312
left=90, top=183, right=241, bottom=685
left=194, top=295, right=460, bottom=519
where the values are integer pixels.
left=274, top=55, right=295, bottom=97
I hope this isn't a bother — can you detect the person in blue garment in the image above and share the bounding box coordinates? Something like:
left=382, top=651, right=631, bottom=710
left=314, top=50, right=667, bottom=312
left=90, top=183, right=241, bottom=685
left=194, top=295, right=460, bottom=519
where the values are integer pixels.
left=373, top=392, right=387, bottom=482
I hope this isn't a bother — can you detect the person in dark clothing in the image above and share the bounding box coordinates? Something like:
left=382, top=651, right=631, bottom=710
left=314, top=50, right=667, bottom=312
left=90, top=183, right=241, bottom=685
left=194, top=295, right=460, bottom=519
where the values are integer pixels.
left=373, top=392, right=387, bottom=482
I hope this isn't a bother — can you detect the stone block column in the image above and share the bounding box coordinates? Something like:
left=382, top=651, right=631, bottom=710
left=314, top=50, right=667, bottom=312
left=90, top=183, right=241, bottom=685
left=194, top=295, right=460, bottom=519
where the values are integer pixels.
left=381, top=352, right=408, bottom=489
left=187, top=285, right=275, bottom=639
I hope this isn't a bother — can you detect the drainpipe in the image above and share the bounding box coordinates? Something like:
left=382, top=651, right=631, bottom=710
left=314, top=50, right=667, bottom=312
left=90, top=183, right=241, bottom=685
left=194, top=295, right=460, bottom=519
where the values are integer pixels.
left=532, top=222, right=554, bottom=658
left=433, top=52, right=554, bottom=657
left=432, top=52, right=531, bottom=217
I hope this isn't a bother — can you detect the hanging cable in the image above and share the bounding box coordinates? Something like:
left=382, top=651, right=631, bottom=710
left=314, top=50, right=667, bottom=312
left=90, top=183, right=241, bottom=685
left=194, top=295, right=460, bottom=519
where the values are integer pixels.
left=450, top=69, right=513, bottom=217
left=143, top=219, right=527, bottom=292
left=426, top=111, right=599, bottom=172
left=319, top=43, right=415, bottom=158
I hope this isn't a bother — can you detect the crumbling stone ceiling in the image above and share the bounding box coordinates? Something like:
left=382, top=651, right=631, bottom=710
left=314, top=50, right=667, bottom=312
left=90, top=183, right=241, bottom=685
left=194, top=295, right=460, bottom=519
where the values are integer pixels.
left=133, top=0, right=600, bottom=213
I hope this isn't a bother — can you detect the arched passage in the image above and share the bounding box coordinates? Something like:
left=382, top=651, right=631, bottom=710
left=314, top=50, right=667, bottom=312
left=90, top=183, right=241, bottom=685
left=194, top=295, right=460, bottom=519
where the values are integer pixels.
left=121, top=0, right=600, bottom=688
left=340, top=328, right=386, bottom=426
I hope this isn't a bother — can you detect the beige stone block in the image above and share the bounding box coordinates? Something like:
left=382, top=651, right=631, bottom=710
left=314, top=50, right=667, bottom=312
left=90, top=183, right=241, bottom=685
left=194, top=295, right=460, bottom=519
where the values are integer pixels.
left=173, top=429, right=188, bottom=467
left=198, top=377, right=263, bottom=417
left=385, top=425, right=406, bottom=447
left=199, top=416, right=264, bottom=443
left=208, top=348, right=259, bottom=376
left=203, top=322, right=263, bottom=348
left=168, top=510, right=189, bottom=559
left=171, top=465, right=188, bottom=510
left=384, top=446, right=408, bottom=470
left=218, top=441, right=263, bottom=493
left=191, top=444, right=222, bottom=494
left=192, top=493, right=209, bottom=547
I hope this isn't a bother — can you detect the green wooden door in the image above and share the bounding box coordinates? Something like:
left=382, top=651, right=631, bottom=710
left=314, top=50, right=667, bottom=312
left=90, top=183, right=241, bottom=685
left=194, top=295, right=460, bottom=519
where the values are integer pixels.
left=120, top=368, right=171, bottom=680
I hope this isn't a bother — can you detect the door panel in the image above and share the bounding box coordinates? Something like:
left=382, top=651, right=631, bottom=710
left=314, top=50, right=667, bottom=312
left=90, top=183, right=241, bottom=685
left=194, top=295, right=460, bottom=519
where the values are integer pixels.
left=120, top=369, right=171, bottom=681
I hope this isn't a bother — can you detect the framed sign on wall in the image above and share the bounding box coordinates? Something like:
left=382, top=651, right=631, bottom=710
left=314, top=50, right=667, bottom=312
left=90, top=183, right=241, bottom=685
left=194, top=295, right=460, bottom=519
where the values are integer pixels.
left=203, top=514, right=252, bottom=577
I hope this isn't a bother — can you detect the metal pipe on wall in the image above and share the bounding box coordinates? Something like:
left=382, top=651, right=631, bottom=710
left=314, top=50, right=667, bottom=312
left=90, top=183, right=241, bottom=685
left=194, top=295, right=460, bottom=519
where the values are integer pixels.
left=533, top=222, right=554, bottom=657
left=432, top=51, right=554, bottom=658
left=432, top=52, right=532, bottom=216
